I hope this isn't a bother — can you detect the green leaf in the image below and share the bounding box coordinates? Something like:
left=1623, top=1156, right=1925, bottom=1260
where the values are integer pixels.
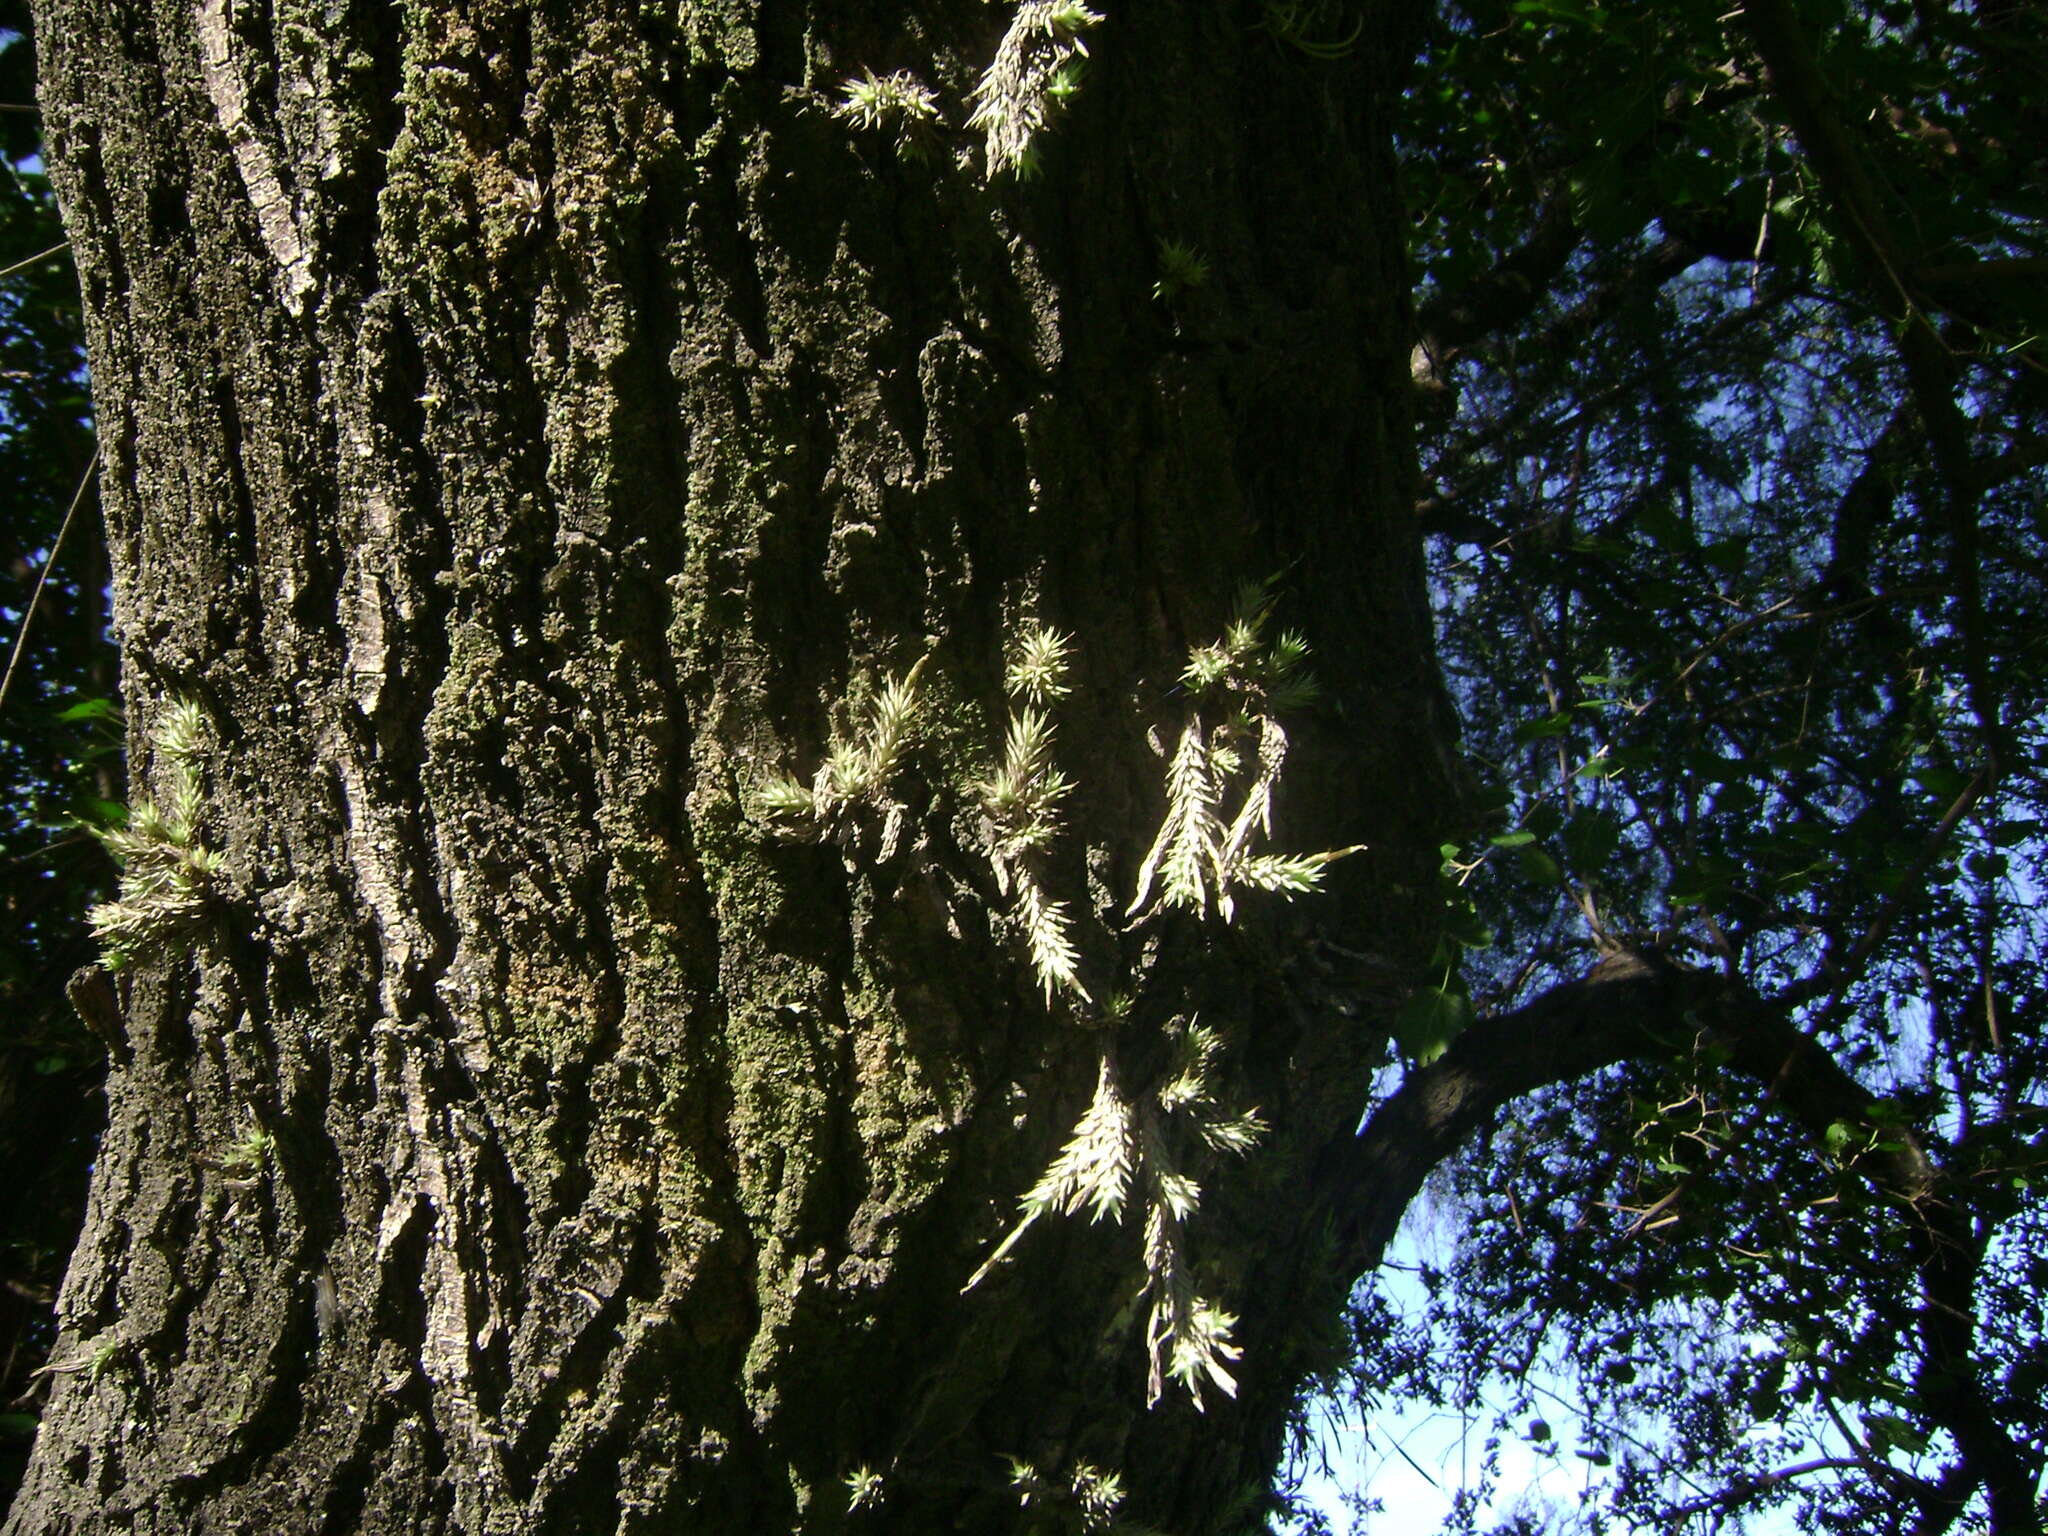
left=1966, top=850, right=2008, bottom=881
left=1562, top=809, right=1622, bottom=870
left=1989, top=819, right=2041, bottom=848
left=1394, top=985, right=1473, bottom=1065
left=1471, top=781, right=1514, bottom=813
left=1712, top=780, right=1760, bottom=817
left=1863, top=1413, right=1928, bottom=1455
left=1441, top=901, right=1494, bottom=950
left=1514, top=712, right=1574, bottom=743
left=55, top=696, right=119, bottom=723
left=1700, top=537, right=1747, bottom=574
left=1916, top=766, right=1971, bottom=798
left=1668, top=856, right=1738, bottom=906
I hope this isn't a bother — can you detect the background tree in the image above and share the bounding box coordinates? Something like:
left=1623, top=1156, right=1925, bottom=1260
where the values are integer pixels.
left=1308, top=1, right=2047, bottom=1531
left=0, top=0, right=108, bottom=1505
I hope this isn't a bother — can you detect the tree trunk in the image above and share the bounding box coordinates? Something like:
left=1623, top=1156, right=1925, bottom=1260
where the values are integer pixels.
left=15, top=1, right=1455, bottom=1530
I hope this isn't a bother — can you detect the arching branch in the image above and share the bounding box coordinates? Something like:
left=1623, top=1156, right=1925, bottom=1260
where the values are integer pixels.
left=1318, top=953, right=2045, bottom=1534
left=1323, top=948, right=1712, bottom=1273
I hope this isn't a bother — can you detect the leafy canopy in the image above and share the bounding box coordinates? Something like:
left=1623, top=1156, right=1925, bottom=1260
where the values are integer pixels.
left=0, top=1, right=107, bottom=1504
left=1295, top=0, right=2048, bottom=1531
left=3, top=0, right=2046, bottom=1528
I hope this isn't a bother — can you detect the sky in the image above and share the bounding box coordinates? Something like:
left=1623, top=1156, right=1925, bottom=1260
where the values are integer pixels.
left=1288, top=1225, right=1819, bottom=1536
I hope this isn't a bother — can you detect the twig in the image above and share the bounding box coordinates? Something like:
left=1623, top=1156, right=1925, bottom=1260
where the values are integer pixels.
left=0, top=239, right=70, bottom=282
left=0, top=446, right=100, bottom=718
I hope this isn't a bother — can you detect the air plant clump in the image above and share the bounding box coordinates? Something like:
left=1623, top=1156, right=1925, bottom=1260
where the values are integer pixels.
left=89, top=696, right=223, bottom=967
left=1006, top=1456, right=1126, bottom=1531
left=1152, top=239, right=1211, bottom=303
left=969, top=0, right=1105, bottom=177
left=845, top=1466, right=886, bottom=1511
left=762, top=657, right=930, bottom=838
left=966, top=1028, right=1265, bottom=1411
left=1004, top=622, right=1073, bottom=705
left=1130, top=590, right=1359, bottom=922
left=983, top=627, right=1090, bottom=1003
left=767, top=597, right=1343, bottom=1412
left=831, top=69, right=942, bottom=158
left=1043, top=57, right=1087, bottom=106
left=964, top=1056, right=1137, bottom=1296
left=217, top=1124, right=274, bottom=1180
left=1178, top=584, right=1317, bottom=707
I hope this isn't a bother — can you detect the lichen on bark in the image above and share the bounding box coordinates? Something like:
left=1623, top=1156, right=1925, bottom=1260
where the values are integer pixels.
left=15, top=1, right=1449, bottom=1531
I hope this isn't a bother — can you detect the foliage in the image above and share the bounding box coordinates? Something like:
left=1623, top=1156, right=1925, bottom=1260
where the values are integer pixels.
left=1256, top=1, right=1364, bottom=61
left=770, top=611, right=1325, bottom=1412
left=761, top=655, right=932, bottom=839
left=1131, top=589, right=1354, bottom=924
left=1152, top=240, right=1211, bottom=305
left=87, top=698, right=220, bottom=967
left=969, top=0, right=1104, bottom=177
left=0, top=0, right=106, bottom=1508
left=966, top=1023, right=1268, bottom=1412
left=831, top=69, right=942, bottom=159
left=1007, top=1454, right=1130, bottom=1533
left=1301, top=0, right=2048, bottom=1529
left=4, top=0, right=2045, bottom=1526
left=984, top=628, right=1086, bottom=1003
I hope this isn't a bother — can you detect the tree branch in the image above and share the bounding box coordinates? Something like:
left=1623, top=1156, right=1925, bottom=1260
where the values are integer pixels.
left=1321, top=951, right=2046, bottom=1532
left=1739, top=0, right=2011, bottom=779
left=1324, top=948, right=1712, bottom=1273
left=1658, top=1456, right=1877, bottom=1524
left=1413, top=198, right=1584, bottom=395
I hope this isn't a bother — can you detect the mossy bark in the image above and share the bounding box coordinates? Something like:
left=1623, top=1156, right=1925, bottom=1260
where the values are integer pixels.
left=14, top=1, right=1455, bottom=1530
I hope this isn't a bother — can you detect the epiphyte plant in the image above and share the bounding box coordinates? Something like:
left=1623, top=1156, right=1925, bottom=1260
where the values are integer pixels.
left=88, top=696, right=223, bottom=968
left=215, top=1123, right=274, bottom=1184
left=1258, top=0, right=1363, bottom=59
left=1130, top=586, right=1360, bottom=923
left=962, top=594, right=1357, bottom=1407
left=969, top=0, right=1106, bottom=177
left=1006, top=1455, right=1126, bottom=1531
left=763, top=596, right=1350, bottom=1409
left=966, top=1024, right=1266, bottom=1410
left=761, top=656, right=930, bottom=849
left=982, top=625, right=1087, bottom=1003
left=1152, top=239, right=1210, bottom=304
left=830, top=69, right=942, bottom=158
left=844, top=1465, right=886, bottom=1512
left=1004, top=620, right=1073, bottom=705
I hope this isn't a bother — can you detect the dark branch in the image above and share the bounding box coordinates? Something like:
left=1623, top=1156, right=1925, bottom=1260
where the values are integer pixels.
left=1323, top=948, right=1711, bottom=1273
left=1320, top=952, right=2045, bottom=1533
left=1413, top=199, right=1584, bottom=393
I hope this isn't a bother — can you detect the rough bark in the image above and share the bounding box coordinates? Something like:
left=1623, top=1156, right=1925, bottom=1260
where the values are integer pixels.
left=14, top=2, right=1456, bottom=1531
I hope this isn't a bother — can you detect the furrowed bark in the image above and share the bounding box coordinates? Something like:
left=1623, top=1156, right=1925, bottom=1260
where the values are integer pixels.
left=15, top=2, right=1457, bottom=1531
